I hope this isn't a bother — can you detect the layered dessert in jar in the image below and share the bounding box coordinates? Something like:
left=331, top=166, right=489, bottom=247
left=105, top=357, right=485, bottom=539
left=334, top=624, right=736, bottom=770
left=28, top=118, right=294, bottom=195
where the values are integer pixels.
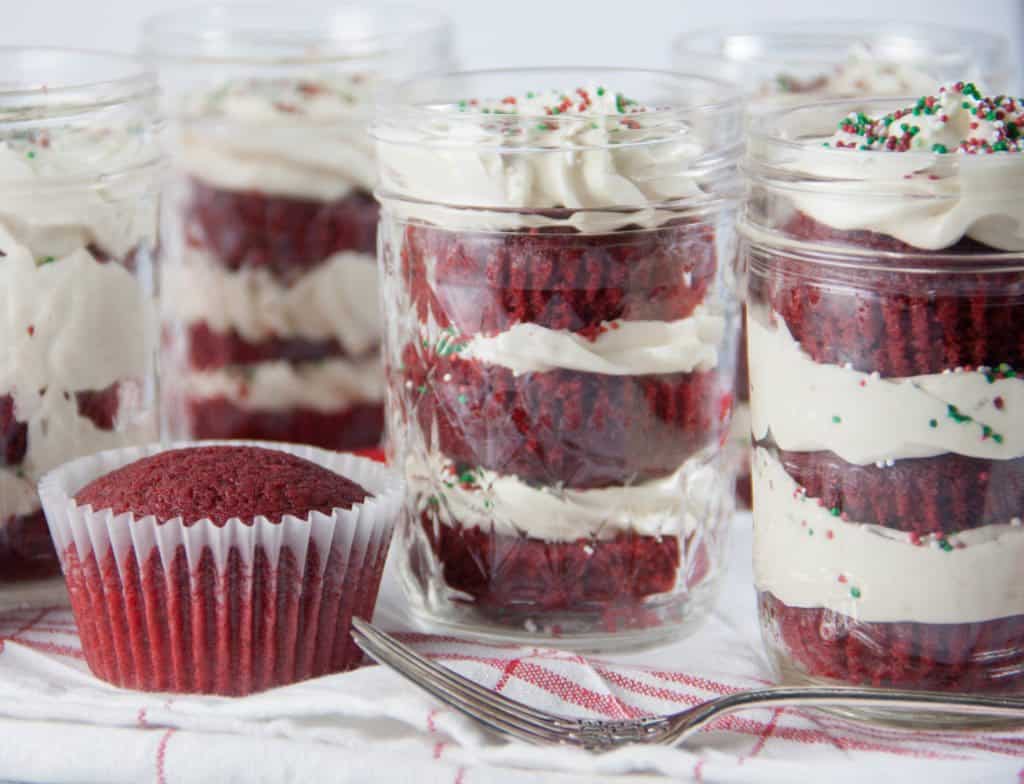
left=675, top=23, right=1010, bottom=510
left=142, top=5, right=453, bottom=451
left=0, top=50, right=160, bottom=589
left=375, top=69, right=743, bottom=645
left=742, top=84, right=1024, bottom=707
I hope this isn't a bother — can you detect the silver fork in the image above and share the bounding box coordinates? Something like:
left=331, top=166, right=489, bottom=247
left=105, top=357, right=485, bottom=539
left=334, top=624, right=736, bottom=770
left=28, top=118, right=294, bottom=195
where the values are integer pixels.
left=351, top=618, right=1024, bottom=750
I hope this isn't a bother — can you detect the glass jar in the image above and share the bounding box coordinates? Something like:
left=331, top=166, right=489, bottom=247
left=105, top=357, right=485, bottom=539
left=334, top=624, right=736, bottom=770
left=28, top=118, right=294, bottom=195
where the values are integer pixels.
left=742, top=94, right=1024, bottom=722
left=0, top=49, right=161, bottom=601
left=676, top=21, right=1010, bottom=512
left=141, top=4, right=452, bottom=453
left=375, top=68, right=743, bottom=648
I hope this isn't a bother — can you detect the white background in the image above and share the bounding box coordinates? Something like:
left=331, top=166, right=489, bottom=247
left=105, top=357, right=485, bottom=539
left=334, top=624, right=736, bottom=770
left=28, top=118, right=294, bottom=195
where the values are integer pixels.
left=2, top=0, right=1022, bottom=86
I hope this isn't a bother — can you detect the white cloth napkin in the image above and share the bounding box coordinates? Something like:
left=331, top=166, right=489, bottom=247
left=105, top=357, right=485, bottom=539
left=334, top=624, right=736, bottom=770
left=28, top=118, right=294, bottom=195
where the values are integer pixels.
left=0, top=515, right=1022, bottom=784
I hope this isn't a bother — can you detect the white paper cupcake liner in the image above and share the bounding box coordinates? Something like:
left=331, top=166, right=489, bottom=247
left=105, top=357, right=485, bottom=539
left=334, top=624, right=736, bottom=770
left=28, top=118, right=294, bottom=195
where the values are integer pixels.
left=38, top=440, right=403, bottom=695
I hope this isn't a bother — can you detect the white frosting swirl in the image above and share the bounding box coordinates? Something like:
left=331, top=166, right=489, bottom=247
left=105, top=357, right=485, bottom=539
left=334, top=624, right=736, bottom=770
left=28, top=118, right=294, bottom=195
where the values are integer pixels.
left=407, top=451, right=720, bottom=542
left=177, top=77, right=376, bottom=201
left=753, top=447, right=1024, bottom=624
left=748, top=312, right=1024, bottom=465
left=162, top=248, right=381, bottom=355
left=758, top=84, right=1024, bottom=251
left=458, top=306, right=725, bottom=376
left=376, top=84, right=724, bottom=232
left=179, top=357, right=385, bottom=412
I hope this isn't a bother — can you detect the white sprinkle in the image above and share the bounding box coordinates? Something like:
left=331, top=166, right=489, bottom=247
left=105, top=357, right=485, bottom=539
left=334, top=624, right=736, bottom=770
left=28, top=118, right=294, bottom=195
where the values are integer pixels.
left=443, top=373, right=452, bottom=382
left=875, top=461, right=885, bottom=469
left=582, top=545, right=595, bottom=555
left=843, top=362, right=853, bottom=371
left=405, top=380, right=413, bottom=389
left=954, top=366, right=964, bottom=373
left=524, top=619, right=538, bottom=633
left=942, top=368, right=952, bottom=375
left=885, top=458, right=895, bottom=468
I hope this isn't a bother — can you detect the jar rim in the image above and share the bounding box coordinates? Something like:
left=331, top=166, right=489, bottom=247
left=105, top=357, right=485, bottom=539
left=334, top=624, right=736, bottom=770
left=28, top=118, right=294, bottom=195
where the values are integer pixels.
left=739, top=220, right=1024, bottom=272
left=673, top=20, right=1009, bottom=71
left=372, top=66, right=745, bottom=153
left=0, top=47, right=156, bottom=109
left=140, top=2, right=452, bottom=65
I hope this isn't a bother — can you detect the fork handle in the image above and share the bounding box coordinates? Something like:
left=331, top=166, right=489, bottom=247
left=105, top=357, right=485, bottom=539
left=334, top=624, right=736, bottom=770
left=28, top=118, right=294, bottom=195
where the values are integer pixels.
left=664, top=686, right=1024, bottom=745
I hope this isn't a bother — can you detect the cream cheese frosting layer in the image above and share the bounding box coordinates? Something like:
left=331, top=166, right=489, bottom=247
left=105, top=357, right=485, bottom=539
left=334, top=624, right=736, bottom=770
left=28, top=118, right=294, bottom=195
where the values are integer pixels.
left=177, top=77, right=376, bottom=201
left=163, top=248, right=381, bottom=355
left=376, top=84, right=733, bottom=233
left=457, top=306, right=725, bottom=376
left=0, top=240, right=151, bottom=398
left=753, top=447, right=1024, bottom=624
left=748, top=312, right=1024, bottom=465
left=0, top=468, right=43, bottom=521
left=755, top=84, right=1024, bottom=251
left=182, top=357, right=386, bottom=412
left=0, top=128, right=158, bottom=258
left=407, top=451, right=720, bottom=541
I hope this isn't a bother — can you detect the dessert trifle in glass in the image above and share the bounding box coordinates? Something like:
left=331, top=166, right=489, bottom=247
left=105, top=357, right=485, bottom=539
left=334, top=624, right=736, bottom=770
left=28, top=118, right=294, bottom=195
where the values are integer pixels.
left=0, top=49, right=161, bottom=602
left=675, top=22, right=1011, bottom=510
left=376, top=68, right=743, bottom=647
left=742, top=84, right=1024, bottom=721
left=141, top=4, right=452, bottom=452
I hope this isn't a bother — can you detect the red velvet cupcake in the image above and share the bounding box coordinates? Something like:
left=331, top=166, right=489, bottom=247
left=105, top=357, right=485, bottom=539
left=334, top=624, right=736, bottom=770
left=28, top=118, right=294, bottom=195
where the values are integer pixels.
left=39, top=442, right=401, bottom=695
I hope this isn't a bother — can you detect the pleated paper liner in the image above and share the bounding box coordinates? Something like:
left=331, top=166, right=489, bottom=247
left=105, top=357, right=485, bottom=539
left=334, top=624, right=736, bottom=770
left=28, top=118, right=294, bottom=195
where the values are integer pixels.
left=39, top=441, right=402, bottom=696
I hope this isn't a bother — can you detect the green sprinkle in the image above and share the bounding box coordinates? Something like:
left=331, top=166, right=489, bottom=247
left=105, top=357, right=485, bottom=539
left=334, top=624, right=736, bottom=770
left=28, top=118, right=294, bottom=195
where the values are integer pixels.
left=596, top=87, right=605, bottom=96
left=994, top=433, right=1005, bottom=444
left=939, top=539, right=954, bottom=552
left=929, top=419, right=938, bottom=428
left=932, top=143, right=949, bottom=154
left=832, top=415, right=842, bottom=424
left=428, top=495, right=440, bottom=507
left=830, top=507, right=841, bottom=517
left=35, top=256, right=55, bottom=266
left=457, top=394, right=468, bottom=405
left=947, top=404, right=972, bottom=423
left=808, top=529, right=814, bottom=536
left=850, top=587, right=862, bottom=599
left=25, top=150, right=35, bottom=159
left=416, top=384, right=426, bottom=394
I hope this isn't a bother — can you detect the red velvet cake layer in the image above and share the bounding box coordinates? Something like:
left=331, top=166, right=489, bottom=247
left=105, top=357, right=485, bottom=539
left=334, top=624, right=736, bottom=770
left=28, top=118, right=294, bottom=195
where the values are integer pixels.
left=402, top=221, right=717, bottom=336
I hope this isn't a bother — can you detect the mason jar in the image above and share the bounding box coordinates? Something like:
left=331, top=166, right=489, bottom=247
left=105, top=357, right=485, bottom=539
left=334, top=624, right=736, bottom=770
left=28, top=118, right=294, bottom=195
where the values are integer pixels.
left=0, top=49, right=161, bottom=602
left=675, top=21, right=1010, bottom=512
left=141, top=4, right=452, bottom=453
left=742, top=89, right=1024, bottom=722
left=375, top=68, right=743, bottom=648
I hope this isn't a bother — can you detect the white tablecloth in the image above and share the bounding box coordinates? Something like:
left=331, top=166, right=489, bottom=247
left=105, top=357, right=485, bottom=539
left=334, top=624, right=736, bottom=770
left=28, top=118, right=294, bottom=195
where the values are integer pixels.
left=0, top=514, right=1022, bottom=783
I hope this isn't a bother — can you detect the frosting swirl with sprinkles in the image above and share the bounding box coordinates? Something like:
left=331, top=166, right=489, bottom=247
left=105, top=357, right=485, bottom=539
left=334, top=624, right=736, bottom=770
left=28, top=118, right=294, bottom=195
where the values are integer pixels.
left=824, top=82, right=1024, bottom=154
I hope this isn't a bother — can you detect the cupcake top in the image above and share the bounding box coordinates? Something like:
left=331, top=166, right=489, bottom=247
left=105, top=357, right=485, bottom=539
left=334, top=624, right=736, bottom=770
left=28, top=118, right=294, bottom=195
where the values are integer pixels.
left=74, top=445, right=371, bottom=525
left=374, top=71, right=742, bottom=233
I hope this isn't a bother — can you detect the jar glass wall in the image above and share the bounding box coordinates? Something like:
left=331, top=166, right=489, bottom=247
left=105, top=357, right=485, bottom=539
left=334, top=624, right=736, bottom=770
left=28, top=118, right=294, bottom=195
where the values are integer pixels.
left=376, top=68, right=743, bottom=649
left=141, top=4, right=452, bottom=453
left=742, top=95, right=1024, bottom=723
left=0, top=49, right=161, bottom=601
